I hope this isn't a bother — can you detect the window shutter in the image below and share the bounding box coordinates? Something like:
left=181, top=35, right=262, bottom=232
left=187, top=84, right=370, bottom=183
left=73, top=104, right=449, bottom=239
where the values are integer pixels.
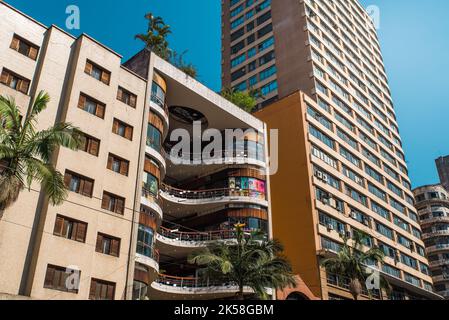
left=89, top=280, right=97, bottom=300
left=119, top=161, right=129, bottom=176
left=101, top=193, right=110, bottom=210
left=78, top=95, right=86, bottom=109
left=90, top=139, right=99, bottom=156
left=124, top=126, right=133, bottom=140
left=63, top=172, right=72, bottom=187
left=101, top=71, right=110, bottom=85
left=111, top=239, right=120, bottom=257
left=95, top=103, right=105, bottom=119
left=75, top=222, right=87, bottom=242
left=19, top=79, right=30, bottom=94
left=10, top=36, right=20, bottom=50
left=107, top=155, right=113, bottom=170
left=116, top=87, right=123, bottom=101
left=29, top=46, right=38, bottom=60
left=129, top=94, right=137, bottom=108
left=95, top=234, right=103, bottom=253
left=0, top=70, right=9, bottom=85
left=85, top=61, right=93, bottom=75
left=53, top=216, right=64, bottom=236
left=44, top=266, right=55, bottom=287
left=106, top=284, right=115, bottom=300
left=116, top=198, right=124, bottom=215
left=112, top=120, right=119, bottom=134
left=82, top=179, right=93, bottom=197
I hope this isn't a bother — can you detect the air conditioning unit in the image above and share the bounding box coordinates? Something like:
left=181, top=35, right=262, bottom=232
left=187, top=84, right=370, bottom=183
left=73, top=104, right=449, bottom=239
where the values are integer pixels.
left=351, top=212, right=358, bottom=219
left=329, top=198, right=337, bottom=208
left=363, top=219, right=370, bottom=226
left=327, top=224, right=334, bottom=231
left=322, top=197, right=329, bottom=205
left=316, top=171, right=323, bottom=179
left=322, top=175, right=329, bottom=183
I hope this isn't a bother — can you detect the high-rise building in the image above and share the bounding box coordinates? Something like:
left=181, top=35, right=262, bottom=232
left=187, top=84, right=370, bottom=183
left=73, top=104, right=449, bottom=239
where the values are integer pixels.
left=436, top=156, right=449, bottom=191
left=0, top=2, right=279, bottom=300
left=222, top=0, right=441, bottom=299
left=413, top=184, right=449, bottom=300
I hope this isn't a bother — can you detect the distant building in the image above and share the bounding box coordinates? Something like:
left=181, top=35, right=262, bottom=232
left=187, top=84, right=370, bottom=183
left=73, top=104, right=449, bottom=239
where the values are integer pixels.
left=436, top=156, right=449, bottom=191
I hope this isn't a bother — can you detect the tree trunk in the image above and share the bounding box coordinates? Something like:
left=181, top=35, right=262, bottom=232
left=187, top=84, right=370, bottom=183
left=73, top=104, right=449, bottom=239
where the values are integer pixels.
left=349, top=279, right=362, bottom=301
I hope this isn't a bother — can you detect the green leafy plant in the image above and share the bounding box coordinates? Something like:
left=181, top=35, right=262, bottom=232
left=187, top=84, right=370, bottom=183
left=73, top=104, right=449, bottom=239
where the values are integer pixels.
left=170, top=50, right=198, bottom=79
left=321, top=230, right=390, bottom=300
left=135, top=13, right=172, bottom=60
left=0, top=91, right=82, bottom=210
left=220, top=87, right=262, bottom=113
left=189, top=224, right=296, bottom=300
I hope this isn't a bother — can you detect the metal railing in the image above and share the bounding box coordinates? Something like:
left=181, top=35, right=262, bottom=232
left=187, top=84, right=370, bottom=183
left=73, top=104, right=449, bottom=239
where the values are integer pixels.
left=155, top=274, right=236, bottom=289
left=158, top=226, right=244, bottom=242
left=141, top=186, right=162, bottom=207
left=150, top=94, right=168, bottom=114
left=136, top=241, right=160, bottom=262
left=326, top=273, right=381, bottom=299
left=164, top=149, right=264, bottom=163
left=160, top=184, right=266, bottom=201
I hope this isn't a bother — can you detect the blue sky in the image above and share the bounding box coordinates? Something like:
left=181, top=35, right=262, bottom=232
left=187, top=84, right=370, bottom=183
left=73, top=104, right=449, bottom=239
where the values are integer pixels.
left=5, top=0, right=449, bottom=188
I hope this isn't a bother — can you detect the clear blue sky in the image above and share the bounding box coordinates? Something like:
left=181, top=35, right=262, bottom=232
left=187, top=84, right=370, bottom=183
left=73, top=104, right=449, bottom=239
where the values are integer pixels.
left=5, top=0, right=449, bottom=188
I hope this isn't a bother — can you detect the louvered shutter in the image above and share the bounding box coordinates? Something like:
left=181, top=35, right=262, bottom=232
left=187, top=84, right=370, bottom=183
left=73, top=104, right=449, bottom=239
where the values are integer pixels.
left=53, top=216, right=64, bottom=236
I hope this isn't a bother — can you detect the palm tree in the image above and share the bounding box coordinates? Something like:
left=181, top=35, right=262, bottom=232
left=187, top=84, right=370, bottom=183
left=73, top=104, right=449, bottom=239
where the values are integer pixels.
left=135, top=13, right=172, bottom=60
left=321, top=230, right=389, bottom=300
left=189, top=224, right=296, bottom=300
left=0, top=91, right=82, bottom=210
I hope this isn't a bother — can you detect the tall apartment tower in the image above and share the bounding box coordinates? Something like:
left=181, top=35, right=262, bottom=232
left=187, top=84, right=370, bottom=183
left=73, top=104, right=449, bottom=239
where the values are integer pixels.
left=222, top=0, right=441, bottom=299
left=0, top=2, right=276, bottom=300
left=436, top=156, right=449, bottom=191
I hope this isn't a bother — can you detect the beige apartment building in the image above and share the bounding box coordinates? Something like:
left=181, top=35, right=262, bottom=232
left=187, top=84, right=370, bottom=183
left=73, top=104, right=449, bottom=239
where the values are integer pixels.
left=222, top=0, right=441, bottom=299
left=0, top=2, right=273, bottom=300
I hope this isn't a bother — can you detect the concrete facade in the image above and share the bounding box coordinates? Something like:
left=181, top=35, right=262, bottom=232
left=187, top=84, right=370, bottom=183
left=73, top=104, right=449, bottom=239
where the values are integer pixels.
left=0, top=2, right=271, bottom=300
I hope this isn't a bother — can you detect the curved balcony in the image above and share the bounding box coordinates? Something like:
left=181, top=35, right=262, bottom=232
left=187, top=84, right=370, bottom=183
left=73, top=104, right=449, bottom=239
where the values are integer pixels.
left=141, top=187, right=163, bottom=220
left=135, top=243, right=160, bottom=279
left=422, top=230, right=449, bottom=240
left=148, top=274, right=258, bottom=300
left=145, top=145, right=167, bottom=176
left=427, top=244, right=449, bottom=253
left=421, top=216, right=449, bottom=225
left=430, top=259, right=449, bottom=268
left=156, top=227, right=254, bottom=259
left=149, top=95, right=169, bottom=130
left=160, top=184, right=268, bottom=209
left=165, top=150, right=266, bottom=168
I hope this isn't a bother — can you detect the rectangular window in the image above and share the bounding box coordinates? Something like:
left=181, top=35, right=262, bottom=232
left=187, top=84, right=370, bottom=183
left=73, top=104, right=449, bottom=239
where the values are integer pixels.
left=96, top=233, right=120, bottom=257
left=0, top=68, right=30, bottom=94
left=365, top=165, right=383, bottom=184
left=117, top=86, right=137, bottom=108
left=340, top=147, right=361, bottom=168
left=101, top=191, right=125, bottom=215
left=107, top=154, right=129, bottom=176
left=10, top=34, right=39, bottom=60
left=77, top=93, right=105, bottom=119
left=375, top=222, right=394, bottom=240
left=368, top=182, right=387, bottom=202
left=79, top=133, right=100, bottom=157
left=85, top=60, right=111, bottom=85
left=337, top=128, right=358, bottom=150
left=112, top=118, right=133, bottom=140
left=311, top=145, right=338, bottom=169
left=53, top=215, right=87, bottom=243
left=89, top=279, right=115, bottom=300
left=309, top=125, right=335, bottom=149
left=44, top=264, right=80, bottom=293
left=64, top=171, right=94, bottom=197
left=372, top=201, right=390, bottom=220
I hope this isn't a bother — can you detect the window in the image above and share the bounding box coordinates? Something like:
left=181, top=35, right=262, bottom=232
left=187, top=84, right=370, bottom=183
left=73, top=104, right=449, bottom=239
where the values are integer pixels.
left=397, top=234, right=412, bottom=249
left=77, top=94, right=105, bottom=119
left=117, top=86, right=137, bottom=108
left=231, top=54, right=246, bottom=68
left=143, top=172, right=159, bottom=197
left=375, top=222, right=394, bottom=240
left=107, top=154, right=129, bottom=176
left=342, top=165, right=364, bottom=186
left=309, top=125, right=335, bottom=149
left=260, top=80, right=278, bottom=95
left=147, top=124, right=162, bottom=151
left=259, top=65, right=277, bottom=81
left=378, top=242, right=396, bottom=259
left=85, top=60, right=110, bottom=85
left=401, top=254, right=418, bottom=270
left=319, top=212, right=346, bottom=234
left=151, top=81, right=166, bottom=108
left=96, top=233, right=120, bottom=257
left=311, top=145, right=338, bottom=169
left=137, top=225, right=155, bottom=258
left=10, top=34, right=39, bottom=60
left=340, top=147, right=361, bottom=168
left=53, top=215, right=87, bottom=243
left=79, top=133, right=100, bottom=157
left=44, top=265, right=80, bottom=293
left=337, top=128, right=358, bottom=150
left=0, top=68, right=30, bottom=94
left=112, top=118, right=133, bottom=140
left=89, top=279, right=115, bottom=300
left=64, top=171, right=94, bottom=197
left=372, top=201, right=390, bottom=220
left=313, top=166, right=340, bottom=190
left=368, top=182, right=387, bottom=202
left=101, top=191, right=125, bottom=215
left=345, top=186, right=368, bottom=207
left=365, top=165, right=383, bottom=184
